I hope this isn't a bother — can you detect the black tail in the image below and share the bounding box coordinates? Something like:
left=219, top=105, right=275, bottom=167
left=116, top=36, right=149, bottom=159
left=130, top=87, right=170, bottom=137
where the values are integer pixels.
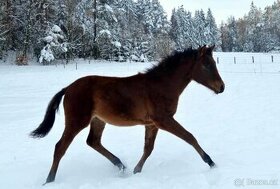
left=30, top=88, right=67, bottom=138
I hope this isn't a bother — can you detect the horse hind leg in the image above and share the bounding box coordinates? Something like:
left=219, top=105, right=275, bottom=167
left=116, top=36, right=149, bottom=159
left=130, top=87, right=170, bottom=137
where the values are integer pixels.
left=134, top=125, right=158, bottom=174
left=86, top=118, right=125, bottom=170
left=45, top=117, right=91, bottom=184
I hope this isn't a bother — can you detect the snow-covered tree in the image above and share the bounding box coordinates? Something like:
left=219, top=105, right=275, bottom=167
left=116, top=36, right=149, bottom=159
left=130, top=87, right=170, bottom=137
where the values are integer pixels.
left=39, top=25, right=67, bottom=64
left=73, top=0, right=97, bottom=58
left=244, top=2, right=264, bottom=52
left=205, top=8, right=220, bottom=48
left=262, top=0, right=280, bottom=51
left=193, top=9, right=207, bottom=46
left=32, top=0, right=62, bottom=58
left=0, top=1, right=10, bottom=58
left=95, top=0, right=119, bottom=59
left=113, top=0, right=139, bottom=60
left=220, top=17, right=239, bottom=52
left=220, top=1, right=280, bottom=52
left=150, top=0, right=169, bottom=36
left=149, top=0, right=171, bottom=59
left=2, top=0, right=280, bottom=63
left=170, top=6, right=194, bottom=50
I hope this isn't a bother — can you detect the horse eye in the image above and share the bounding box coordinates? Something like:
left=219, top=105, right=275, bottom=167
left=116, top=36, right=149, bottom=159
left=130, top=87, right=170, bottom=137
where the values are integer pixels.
left=203, top=62, right=211, bottom=70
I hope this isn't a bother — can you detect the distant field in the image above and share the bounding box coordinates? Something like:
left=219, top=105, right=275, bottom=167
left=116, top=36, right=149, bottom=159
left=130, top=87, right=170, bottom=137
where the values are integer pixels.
left=0, top=53, right=280, bottom=189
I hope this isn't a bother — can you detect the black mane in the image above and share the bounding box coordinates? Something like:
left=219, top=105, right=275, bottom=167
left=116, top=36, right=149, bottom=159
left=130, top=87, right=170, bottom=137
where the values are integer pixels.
left=144, top=48, right=198, bottom=77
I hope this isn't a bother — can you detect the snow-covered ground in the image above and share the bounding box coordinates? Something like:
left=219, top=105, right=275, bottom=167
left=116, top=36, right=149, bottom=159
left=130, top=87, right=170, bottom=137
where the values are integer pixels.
left=1, top=53, right=280, bottom=189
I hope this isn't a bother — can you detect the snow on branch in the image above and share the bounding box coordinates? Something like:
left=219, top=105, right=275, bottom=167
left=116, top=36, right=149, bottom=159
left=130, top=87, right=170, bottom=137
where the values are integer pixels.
left=39, top=44, right=54, bottom=63
left=39, top=25, right=67, bottom=64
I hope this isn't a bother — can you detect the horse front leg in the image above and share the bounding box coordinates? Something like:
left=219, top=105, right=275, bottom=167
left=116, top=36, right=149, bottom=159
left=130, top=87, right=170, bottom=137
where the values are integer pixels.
left=134, top=125, right=158, bottom=174
left=152, top=116, right=215, bottom=168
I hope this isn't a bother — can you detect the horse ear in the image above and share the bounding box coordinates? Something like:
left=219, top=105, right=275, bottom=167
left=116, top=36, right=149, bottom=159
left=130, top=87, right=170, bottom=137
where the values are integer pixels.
left=210, top=45, right=215, bottom=51
left=199, top=45, right=207, bottom=56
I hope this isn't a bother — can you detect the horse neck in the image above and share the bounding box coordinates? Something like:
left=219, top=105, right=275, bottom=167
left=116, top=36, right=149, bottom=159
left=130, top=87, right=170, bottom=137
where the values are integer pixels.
left=168, top=60, right=194, bottom=95
left=148, top=58, right=195, bottom=96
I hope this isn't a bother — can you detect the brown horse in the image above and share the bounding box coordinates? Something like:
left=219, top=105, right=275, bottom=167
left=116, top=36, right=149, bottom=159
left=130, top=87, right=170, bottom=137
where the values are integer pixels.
left=30, top=45, right=225, bottom=184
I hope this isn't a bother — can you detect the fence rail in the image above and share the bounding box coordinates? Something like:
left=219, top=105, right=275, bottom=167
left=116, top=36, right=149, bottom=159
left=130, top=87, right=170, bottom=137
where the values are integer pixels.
left=214, top=52, right=280, bottom=74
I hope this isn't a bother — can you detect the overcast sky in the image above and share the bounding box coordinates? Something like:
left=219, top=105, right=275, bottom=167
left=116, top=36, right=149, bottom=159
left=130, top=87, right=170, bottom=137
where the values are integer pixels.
left=159, top=0, right=277, bottom=24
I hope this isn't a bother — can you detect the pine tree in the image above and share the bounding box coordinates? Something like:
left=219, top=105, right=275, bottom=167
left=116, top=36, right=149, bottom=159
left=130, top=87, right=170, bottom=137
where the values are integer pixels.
left=220, top=1, right=280, bottom=52
left=63, top=0, right=84, bottom=60
left=114, top=0, right=139, bottom=60
left=170, top=8, right=180, bottom=49
left=136, top=0, right=152, bottom=35
left=0, top=0, right=12, bottom=58
left=262, top=0, right=280, bottom=51
left=235, top=19, right=247, bottom=52
left=193, top=9, right=207, bottom=46
left=74, top=0, right=96, bottom=58
left=228, top=17, right=239, bottom=52
left=149, top=0, right=171, bottom=59
left=244, top=2, right=263, bottom=52
left=33, top=0, right=61, bottom=59
left=39, top=25, right=67, bottom=64
left=170, top=6, right=194, bottom=50
left=16, top=0, right=36, bottom=63
left=95, top=0, right=119, bottom=59
left=150, top=0, right=169, bottom=36
left=205, top=8, right=219, bottom=48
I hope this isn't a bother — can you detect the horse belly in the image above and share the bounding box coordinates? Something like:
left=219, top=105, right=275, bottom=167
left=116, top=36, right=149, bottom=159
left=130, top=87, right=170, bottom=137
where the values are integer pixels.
left=95, top=114, right=142, bottom=126
left=94, top=99, right=151, bottom=127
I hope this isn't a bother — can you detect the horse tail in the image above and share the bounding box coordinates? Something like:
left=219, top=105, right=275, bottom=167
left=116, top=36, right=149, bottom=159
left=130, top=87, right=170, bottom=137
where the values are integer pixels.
left=30, top=88, right=67, bottom=138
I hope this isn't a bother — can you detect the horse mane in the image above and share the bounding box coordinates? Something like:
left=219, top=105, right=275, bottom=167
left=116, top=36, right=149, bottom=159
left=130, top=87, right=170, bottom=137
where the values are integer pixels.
left=144, top=48, right=198, bottom=78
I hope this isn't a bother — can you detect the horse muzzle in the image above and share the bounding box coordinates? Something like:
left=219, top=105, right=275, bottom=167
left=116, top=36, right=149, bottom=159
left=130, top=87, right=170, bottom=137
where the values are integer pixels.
left=212, top=81, right=225, bottom=94
left=219, top=83, right=225, bottom=93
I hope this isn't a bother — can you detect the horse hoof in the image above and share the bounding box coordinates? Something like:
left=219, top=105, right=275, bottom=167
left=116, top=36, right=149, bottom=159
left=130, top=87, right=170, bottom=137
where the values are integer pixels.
left=43, top=180, right=53, bottom=186
left=117, top=163, right=126, bottom=171
left=133, top=166, right=142, bottom=174
left=43, top=174, right=55, bottom=185
left=210, top=162, right=217, bottom=168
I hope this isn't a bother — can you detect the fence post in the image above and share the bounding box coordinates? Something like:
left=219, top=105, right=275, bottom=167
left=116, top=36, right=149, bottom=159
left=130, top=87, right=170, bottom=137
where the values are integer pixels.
left=234, top=57, right=236, bottom=64
left=217, top=57, right=219, bottom=64
left=252, top=56, right=254, bottom=63
left=271, top=55, right=274, bottom=63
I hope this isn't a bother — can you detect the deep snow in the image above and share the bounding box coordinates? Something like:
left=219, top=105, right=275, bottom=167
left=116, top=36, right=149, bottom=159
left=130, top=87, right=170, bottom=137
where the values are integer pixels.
left=0, top=54, right=280, bottom=189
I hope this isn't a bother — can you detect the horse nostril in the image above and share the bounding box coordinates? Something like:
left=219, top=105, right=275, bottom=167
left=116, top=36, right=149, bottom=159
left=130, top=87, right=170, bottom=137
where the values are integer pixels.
left=220, top=84, right=225, bottom=93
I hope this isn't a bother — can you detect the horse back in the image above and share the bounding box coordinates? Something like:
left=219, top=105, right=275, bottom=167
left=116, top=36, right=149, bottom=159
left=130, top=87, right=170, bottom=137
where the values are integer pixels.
left=63, top=74, right=153, bottom=126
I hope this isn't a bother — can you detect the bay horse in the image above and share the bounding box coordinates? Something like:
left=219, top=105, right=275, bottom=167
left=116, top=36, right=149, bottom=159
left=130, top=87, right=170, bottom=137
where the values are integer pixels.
left=30, top=45, right=225, bottom=184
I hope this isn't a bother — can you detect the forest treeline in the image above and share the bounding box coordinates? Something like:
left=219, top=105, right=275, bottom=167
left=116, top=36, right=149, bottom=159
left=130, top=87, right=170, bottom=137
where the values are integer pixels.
left=0, top=0, right=279, bottom=64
